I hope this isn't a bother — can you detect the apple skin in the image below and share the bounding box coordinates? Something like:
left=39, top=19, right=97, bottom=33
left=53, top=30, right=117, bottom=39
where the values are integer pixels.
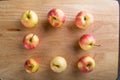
left=47, top=8, right=66, bottom=27
left=79, top=34, right=95, bottom=50
left=75, top=11, right=94, bottom=29
left=50, top=56, right=67, bottom=73
left=23, top=33, right=39, bottom=50
left=21, top=10, right=38, bottom=28
left=24, top=58, right=39, bottom=73
left=77, top=56, right=95, bottom=73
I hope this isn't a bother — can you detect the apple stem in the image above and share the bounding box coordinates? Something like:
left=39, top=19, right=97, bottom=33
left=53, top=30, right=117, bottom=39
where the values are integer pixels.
left=52, top=16, right=57, bottom=22
left=84, top=17, right=87, bottom=21
left=53, top=16, right=57, bottom=20
left=27, top=64, right=34, bottom=70
left=94, top=44, right=101, bottom=47
left=53, top=64, right=60, bottom=68
left=30, top=34, right=35, bottom=42
left=87, top=63, right=91, bottom=69
left=27, top=10, right=31, bottom=19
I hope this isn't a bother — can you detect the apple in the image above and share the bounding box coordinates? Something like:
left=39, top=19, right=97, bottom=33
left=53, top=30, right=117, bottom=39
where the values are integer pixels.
left=79, top=34, right=95, bottom=50
left=77, top=56, right=95, bottom=73
left=23, top=33, right=39, bottom=50
left=50, top=56, right=67, bottom=73
left=21, top=10, right=38, bottom=28
left=47, top=8, right=66, bottom=27
left=75, top=11, right=94, bottom=29
left=24, top=58, right=39, bottom=73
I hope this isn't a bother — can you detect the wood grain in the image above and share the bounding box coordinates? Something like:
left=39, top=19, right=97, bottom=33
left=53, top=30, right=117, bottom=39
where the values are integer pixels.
left=0, top=0, right=119, bottom=80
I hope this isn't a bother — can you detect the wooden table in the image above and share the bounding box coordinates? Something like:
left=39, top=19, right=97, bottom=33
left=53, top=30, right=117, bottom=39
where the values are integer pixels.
left=0, top=0, right=119, bottom=80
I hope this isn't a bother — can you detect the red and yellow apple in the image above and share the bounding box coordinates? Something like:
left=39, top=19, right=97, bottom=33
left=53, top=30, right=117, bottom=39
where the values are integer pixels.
left=47, top=8, right=66, bottom=27
left=75, top=11, right=94, bottom=29
left=24, top=58, right=39, bottom=73
left=23, top=33, right=39, bottom=50
left=78, top=56, right=95, bottom=73
left=79, top=34, right=95, bottom=50
left=21, top=10, right=38, bottom=28
left=50, top=56, right=67, bottom=73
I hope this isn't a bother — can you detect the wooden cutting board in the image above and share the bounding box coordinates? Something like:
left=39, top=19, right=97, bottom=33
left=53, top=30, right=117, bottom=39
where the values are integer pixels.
left=0, top=0, right=119, bottom=80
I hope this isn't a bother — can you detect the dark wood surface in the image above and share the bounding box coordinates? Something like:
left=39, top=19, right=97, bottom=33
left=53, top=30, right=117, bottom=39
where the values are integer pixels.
left=0, top=0, right=119, bottom=80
